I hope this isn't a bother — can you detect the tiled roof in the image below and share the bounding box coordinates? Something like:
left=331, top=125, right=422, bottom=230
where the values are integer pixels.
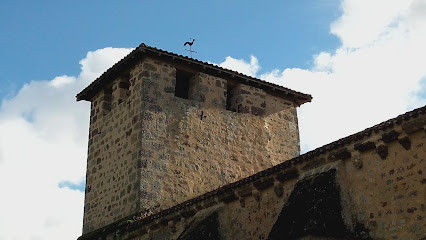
left=78, top=104, right=426, bottom=240
left=76, top=43, right=312, bottom=104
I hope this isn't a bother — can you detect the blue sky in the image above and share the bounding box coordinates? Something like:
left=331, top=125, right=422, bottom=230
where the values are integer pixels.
left=1, top=1, right=425, bottom=240
left=0, top=0, right=340, bottom=99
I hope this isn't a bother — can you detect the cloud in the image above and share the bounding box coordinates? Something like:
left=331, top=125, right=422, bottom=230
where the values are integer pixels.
left=0, top=48, right=132, bottom=240
left=219, top=55, right=260, bottom=77
left=222, top=0, right=426, bottom=152
left=330, top=0, right=412, bottom=48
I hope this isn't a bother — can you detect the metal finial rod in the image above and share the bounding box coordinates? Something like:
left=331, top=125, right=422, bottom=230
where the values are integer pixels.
left=184, top=38, right=197, bottom=58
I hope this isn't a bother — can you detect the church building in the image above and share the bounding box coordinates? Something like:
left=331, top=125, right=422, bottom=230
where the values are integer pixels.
left=76, top=44, right=425, bottom=240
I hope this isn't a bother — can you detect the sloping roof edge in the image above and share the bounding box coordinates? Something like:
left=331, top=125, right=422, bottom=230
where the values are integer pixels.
left=76, top=43, right=312, bottom=105
left=77, top=104, right=426, bottom=240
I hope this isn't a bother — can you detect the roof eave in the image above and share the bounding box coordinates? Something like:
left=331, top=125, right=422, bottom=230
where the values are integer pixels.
left=76, top=44, right=312, bottom=104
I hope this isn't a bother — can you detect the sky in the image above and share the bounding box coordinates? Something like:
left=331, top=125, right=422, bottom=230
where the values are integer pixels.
left=0, top=0, right=425, bottom=239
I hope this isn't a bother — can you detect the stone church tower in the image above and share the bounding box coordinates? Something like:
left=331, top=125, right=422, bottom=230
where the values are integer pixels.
left=76, top=44, right=311, bottom=234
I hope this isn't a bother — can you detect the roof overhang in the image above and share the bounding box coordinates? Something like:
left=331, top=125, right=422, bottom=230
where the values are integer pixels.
left=76, top=43, right=312, bottom=105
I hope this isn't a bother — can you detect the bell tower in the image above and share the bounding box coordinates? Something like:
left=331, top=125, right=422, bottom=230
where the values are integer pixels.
left=77, top=43, right=311, bottom=234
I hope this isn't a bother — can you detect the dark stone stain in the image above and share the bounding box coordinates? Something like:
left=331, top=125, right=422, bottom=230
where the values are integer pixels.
left=237, top=185, right=253, bottom=197
left=407, top=207, right=417, bottom=213
left=330, top=148, right=351, bottom=160
left=381, top=130, right=400, bottom=143
left=177, top=212, right=221, bottom=240
left=180, top=209, right=197, bottom=218
left=132, top=115, right=139, bottom=124
left=253, top=177, right=274, bottom=190
left=217, top=191, right=238, bottom=203
left=276, top=167, right=299, bottom=182
left=268, top=169, right=371, bottom=240
left=91, top=129, right=99, bottom=137
left=119, top=81, right=130, bottom=89
left=354, top=141, right=376, bottom=152
left=398, top=136, right=411, bottom=150
left=126, top=129, right=132, bottom=137
left=377, top=145, right=388, bottom=160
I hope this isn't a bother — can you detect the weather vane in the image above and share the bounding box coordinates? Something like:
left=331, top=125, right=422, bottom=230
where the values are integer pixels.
left=184, top=38, right=196, bottom=58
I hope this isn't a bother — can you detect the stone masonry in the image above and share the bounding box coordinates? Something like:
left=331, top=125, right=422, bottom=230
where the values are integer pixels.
left=78, top=105, right=426, bottom=240
left=77, top=44, right=311, bottom=234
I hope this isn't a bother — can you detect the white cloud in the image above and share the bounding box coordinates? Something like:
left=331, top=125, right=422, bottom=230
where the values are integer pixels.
left=79, top=47, right=133, bottom=83
left=49, top=75, right=76, bottom=88
left=330, top=0, right=412, bottom=48
left=219, top=55, right=260, bottom=77
left=0, top=48, right=132, bottom=240
left=223, top=0, right=426, bottom=151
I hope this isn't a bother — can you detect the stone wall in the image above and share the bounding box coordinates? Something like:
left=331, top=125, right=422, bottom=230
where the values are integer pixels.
left=82, top=57, right=301, bottom=233
left=78, top=106, right=425, bottom=240
left=83, top=71, right=143, bottom=233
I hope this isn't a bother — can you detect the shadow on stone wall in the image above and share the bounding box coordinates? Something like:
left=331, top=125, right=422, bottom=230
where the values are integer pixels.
left=268, top=169, right=371, bottom=240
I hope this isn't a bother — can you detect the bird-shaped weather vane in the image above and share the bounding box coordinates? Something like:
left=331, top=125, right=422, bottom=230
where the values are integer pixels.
left=184, top=38, right=196, bottom=58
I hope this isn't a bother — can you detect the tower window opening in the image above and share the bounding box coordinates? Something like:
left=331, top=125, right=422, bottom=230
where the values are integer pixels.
left=102, top=86, right=112, bottom=114
left=117, top=74, right=131, bottom=105
left=226, top=81, right=238, bottom=112
left=175, top=69, right=195, bottom=99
